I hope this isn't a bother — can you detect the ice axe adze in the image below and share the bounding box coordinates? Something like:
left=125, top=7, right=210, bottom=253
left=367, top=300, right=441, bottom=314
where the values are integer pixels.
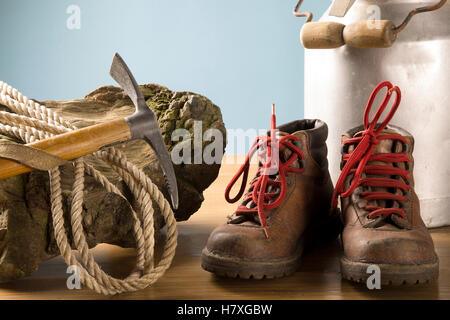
left=0, top=53, right=179, bottom=209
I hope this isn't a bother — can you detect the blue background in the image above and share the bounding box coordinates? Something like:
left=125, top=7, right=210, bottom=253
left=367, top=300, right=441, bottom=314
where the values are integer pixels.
left=0, top=0, right=329, bottom=132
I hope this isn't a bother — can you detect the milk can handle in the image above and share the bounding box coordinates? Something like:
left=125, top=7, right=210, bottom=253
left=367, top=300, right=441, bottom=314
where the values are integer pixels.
left=292, top=0, right=313, bottom=22
left=392, top=0, right=447, bottom=34
left=293, top=0, right=447, bottom=35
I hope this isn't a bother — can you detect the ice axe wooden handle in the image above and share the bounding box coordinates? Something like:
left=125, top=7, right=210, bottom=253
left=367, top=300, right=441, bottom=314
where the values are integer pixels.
left=0, top=118, right=131, bottom=180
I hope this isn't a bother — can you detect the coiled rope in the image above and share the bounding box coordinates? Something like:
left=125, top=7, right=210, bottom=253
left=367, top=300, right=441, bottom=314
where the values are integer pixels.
left=0, top=81, right=178, bottom=295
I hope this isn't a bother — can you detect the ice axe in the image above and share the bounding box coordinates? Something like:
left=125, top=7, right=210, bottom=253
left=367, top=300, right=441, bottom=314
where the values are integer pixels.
left=0, top=53, right=179, bottom=209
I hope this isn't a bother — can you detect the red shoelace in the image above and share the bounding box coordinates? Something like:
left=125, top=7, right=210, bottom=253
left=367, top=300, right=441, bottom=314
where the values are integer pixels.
left=331, top=81, right=411, bottom=220
left=225, top=105, right=305, bottom=238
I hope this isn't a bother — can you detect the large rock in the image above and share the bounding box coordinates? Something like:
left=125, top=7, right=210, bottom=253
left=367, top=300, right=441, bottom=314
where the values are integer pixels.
left=0, top=84, right=226, bottom=282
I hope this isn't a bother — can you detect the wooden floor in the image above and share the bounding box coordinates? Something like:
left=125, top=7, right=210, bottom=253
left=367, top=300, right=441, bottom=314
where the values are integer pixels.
left=0, top=160, right=449, bottom=300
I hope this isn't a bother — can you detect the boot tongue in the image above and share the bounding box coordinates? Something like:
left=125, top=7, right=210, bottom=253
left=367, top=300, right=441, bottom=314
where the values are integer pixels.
left=353, top=129, right=394, bottom=209
left=350, top=129, right=407, bottom=229
left=229, top=131, right=299, bottom=226
left=259, top=130, right=300, bottom=171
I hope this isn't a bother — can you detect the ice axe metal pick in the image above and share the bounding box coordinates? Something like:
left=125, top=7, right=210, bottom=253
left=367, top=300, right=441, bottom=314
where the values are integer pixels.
left=0, top=53, right=179, bottom=209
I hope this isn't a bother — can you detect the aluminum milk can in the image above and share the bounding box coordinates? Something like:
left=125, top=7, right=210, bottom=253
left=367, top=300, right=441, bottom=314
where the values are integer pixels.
left=298, top=0, right=449, bottom=227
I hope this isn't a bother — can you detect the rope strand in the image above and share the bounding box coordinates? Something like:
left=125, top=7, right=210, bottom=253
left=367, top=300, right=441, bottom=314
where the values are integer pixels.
left=0, top=81, right=178, bottom=295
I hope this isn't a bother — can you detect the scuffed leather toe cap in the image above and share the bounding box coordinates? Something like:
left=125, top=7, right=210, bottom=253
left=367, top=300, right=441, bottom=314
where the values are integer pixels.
left=205, top=223, right=283, bottom=261
left=342, top=226, right=438, bottom=265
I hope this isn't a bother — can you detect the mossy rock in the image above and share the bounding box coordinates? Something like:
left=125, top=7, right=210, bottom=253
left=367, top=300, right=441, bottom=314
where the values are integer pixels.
left=0, top=83, right=226, bottom=282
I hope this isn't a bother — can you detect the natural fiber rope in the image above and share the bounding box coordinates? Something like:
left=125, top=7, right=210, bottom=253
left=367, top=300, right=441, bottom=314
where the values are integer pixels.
left=0, top=81, right=178, bottom=295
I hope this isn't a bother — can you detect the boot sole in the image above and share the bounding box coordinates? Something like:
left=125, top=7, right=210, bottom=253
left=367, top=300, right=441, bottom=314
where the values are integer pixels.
left=201, top=213, right=343, bottom=279
left=201, top=247, right=303, bottom=279
left=340, top=257, right=439, bottom=286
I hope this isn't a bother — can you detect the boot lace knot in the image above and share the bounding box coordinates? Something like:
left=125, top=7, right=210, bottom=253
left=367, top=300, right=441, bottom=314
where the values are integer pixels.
left=331, top=81, right=411, bottom=220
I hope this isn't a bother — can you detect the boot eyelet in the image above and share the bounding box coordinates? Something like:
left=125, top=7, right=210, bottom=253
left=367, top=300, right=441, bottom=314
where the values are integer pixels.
left=341, top=145, right=348, bottom=155
left=403, top=143, right=411, bottom=153
left=404, top=162, right=410, bottom=172
left=299, top=159, right=306, bottom=169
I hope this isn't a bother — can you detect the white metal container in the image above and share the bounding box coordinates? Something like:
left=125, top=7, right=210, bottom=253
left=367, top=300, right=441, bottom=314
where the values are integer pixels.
left=304, top=0, right=450, bottom=227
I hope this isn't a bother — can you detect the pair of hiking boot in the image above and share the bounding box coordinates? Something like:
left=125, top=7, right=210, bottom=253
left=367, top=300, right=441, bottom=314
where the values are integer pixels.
left=201, top=81, right=439, bottom=285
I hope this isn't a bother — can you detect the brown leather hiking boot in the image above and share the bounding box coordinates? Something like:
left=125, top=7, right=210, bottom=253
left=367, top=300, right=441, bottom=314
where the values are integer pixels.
left=333, top=81, right=439, bottom=285
left=201, top=107, right=342, bottom=279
